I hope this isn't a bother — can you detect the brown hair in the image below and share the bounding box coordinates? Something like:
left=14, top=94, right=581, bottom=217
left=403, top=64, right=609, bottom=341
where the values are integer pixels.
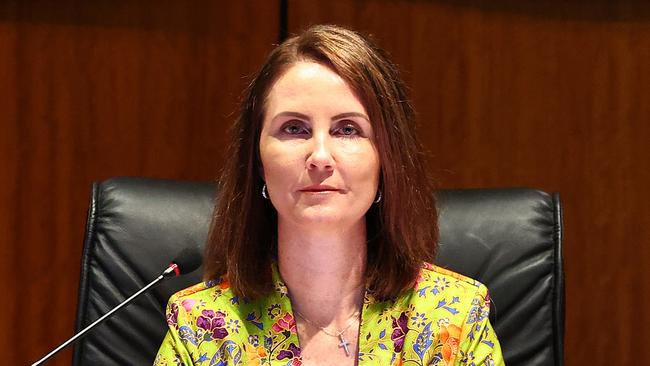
left=203, top=24, right=438, bottom=300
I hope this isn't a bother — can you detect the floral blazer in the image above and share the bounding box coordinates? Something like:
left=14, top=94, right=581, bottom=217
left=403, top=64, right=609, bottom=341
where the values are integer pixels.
left=154, top=263, right=504, bottom=366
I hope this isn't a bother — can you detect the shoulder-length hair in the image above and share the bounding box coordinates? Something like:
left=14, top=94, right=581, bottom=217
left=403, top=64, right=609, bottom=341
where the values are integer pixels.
left=203, top=24, right=438, bottom=300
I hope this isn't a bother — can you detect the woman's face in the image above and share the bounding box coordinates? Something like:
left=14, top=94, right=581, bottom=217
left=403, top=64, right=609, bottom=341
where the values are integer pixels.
left=259, top=61, right=380, bottom=228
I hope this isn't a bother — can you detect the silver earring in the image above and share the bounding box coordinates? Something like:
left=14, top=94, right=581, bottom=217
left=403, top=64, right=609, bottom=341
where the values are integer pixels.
left=374, top=189, right=382, bottom=204
left=262, top=183, right=269, bottom=199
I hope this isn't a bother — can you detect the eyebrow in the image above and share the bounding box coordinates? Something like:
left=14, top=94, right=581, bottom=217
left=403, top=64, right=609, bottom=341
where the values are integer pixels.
left=272, top=111, right=310, bottom=121
left=332, top=112, right=370, bottom=122
left=272, top=111, right=370, bottom=122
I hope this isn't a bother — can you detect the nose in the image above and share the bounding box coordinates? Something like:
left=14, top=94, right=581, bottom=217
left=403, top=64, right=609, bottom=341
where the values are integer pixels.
left=306, top=134, right=335, bottom=171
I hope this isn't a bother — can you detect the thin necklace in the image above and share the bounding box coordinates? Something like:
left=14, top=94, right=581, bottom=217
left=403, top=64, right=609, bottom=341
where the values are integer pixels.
left=293, top=308, right=360, bottom=357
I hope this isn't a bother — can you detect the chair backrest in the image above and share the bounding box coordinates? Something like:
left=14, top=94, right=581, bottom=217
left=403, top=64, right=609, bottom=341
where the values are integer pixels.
left=72, top=177, right=564, bottom=365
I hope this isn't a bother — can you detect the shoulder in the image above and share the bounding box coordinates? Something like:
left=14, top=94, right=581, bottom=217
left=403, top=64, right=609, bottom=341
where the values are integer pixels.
left=165, top=275, right=240, bottom=323
left=169, top=276, right=233, bottom=304
left=159, top=276, right=262, bottom=361
left=416, top=262, right=487, bottom=294
left=406, top=262, right=491, bottom=315
left=396, top=263, right=502, bottom=365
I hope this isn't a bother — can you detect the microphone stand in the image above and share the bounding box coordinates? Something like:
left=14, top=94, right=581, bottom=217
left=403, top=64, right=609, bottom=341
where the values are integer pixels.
left=31, top=265, right=178, bottom=366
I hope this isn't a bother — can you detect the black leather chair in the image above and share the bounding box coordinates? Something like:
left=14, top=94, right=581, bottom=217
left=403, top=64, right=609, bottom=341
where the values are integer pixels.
left=72, top=177, right=564, bottom=365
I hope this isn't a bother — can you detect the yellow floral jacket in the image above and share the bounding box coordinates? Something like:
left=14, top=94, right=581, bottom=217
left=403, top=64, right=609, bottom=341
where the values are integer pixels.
left=154, top=263, right=504, bottom=365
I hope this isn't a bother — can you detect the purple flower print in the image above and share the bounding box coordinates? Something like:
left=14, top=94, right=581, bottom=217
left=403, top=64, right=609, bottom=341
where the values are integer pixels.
left=196, top=309, right=229, bottom=339
left=391, top=312, right=409, bottom=353
left=277, top=342, right=302, bottom=365
left=166, top=302, right=179, bottom=328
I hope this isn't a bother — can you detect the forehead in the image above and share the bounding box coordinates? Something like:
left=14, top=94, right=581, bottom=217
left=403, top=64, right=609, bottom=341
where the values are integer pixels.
left=265, top=61, right=367, bottom=116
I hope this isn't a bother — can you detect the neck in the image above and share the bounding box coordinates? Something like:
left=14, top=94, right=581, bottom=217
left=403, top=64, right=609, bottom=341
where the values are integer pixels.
left=277, top=218, right=367, bottom=327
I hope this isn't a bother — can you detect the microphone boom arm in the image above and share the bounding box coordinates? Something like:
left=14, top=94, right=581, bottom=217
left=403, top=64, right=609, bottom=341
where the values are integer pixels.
left=31, top=272, right=167, bottom=366
left=30, top=246, right=201, bottom=366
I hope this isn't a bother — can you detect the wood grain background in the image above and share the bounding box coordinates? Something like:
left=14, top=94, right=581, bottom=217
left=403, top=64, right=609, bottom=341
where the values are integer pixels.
left=2, top=1, right=648, bottom=364
left=0, top=1, right=278, bottom=364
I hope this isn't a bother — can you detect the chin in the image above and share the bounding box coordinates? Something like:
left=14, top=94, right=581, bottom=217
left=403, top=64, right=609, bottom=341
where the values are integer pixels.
left=294, top=207, right=366, bottom=226
left=299, top=211, right=343, bottom=224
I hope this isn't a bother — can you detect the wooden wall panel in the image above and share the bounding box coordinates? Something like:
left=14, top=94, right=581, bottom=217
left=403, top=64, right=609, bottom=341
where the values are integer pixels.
left=0, top=1, right=278, bottom=364
left=288, top=1, right=650, bottom=365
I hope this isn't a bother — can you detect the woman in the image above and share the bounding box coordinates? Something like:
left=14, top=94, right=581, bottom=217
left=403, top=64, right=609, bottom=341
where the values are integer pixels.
left=155, top=25, right=503, bottom=366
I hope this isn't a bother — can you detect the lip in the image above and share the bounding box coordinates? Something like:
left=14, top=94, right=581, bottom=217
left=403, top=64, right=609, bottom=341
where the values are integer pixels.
left=299, top=184, right=340, bottom=192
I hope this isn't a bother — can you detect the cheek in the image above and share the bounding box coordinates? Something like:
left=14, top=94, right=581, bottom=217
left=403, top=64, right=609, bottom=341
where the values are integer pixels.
left=266, top=160, right=300, bottom=182
left=260, top=143, right=303, bottom=182
left=338, top=143, right=381, bottom=185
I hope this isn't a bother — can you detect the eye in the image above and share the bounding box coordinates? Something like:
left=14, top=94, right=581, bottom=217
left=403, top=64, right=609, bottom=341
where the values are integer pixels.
left=333, top=122, right=361, bottom=137
left=281, top=121, right=309, bottom=135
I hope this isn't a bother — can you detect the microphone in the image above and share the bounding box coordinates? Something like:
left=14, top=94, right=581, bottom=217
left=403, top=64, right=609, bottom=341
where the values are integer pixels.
left=160, top=247, right=202, bottom=278
left=31, top=247, right=202, bottom=366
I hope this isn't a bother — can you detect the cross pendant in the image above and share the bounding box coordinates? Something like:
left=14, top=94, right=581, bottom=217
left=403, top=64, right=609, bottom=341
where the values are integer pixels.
left=338, top=334, right=351, bottom=357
